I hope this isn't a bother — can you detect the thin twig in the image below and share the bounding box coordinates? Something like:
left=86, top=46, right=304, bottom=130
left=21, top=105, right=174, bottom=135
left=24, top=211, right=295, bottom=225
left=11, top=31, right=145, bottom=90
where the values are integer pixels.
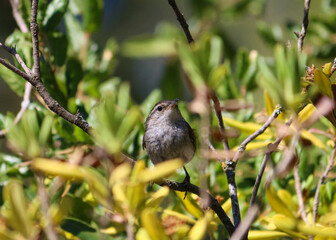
left=232, top=106, right=282, bottom=163
left=9, top=0, right=29, bottom=33
left=30, top=0, right=41, bottom=75
left=0, top=0, right=91, bottom=134
left=0, top=43, right=32, bottom=75
left=230, top=205, right=259, bottom=240
left=295, top=0, right=311, bottom=52
left=14, top=83, right=33, bottom=124
left=167, top=0, right=194, bottom=44
left=249, top=117, right=292, bottom=208
left=0, top=57, right=31, bottom=81
left=210, top=91, right=230, bottom=152
left=313, top=146, right=336, bottom=224
left=225, top=107, right=281, bottom=229
left=161, top=179, right=235, bottom=236
left=294, top=161, right=309, bottom=224
left=36, top=175, right=59, bottom=240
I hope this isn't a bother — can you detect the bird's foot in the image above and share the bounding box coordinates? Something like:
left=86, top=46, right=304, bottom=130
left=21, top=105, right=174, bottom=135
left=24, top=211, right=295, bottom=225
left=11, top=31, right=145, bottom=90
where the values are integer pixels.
left=182, top=167, right=190, bottom=200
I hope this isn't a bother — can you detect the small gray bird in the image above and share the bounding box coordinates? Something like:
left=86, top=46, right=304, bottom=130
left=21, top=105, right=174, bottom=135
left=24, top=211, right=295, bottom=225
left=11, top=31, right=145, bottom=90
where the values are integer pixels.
left=143, top=99, right=196, bottom=185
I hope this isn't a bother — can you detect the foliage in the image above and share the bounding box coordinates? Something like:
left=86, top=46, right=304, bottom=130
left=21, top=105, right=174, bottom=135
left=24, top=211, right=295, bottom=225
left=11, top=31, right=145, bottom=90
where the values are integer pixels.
left=0, top=0, right=336, bottom=239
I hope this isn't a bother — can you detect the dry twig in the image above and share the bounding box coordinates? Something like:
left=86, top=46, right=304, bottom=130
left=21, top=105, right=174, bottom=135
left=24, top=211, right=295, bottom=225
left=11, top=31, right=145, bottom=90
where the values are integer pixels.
left=313, top=146, right=336, bottom=224
left=295, top=0, right=311, bottom=52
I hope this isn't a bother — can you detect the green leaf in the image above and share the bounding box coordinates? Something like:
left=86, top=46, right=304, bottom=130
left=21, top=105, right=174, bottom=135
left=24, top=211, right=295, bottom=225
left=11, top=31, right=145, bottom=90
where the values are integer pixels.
left=83, top=0, right=103, bottom=32
left=46, top=31, right=68, bottom=66
left=40, top=60, right=67, bottom=107
left=43, top=0, right=69, bottom=31
left=61, top=217, right=96, bottom=235
left=3, top=180, right=33, bottom=238
left=314, top=68, right=333, bottom=98
left=0, top=64, right=25, bottom=97
left=64, top=12, right=84, bottom=52
left=122, top=35, right=176, bottom=58
left=66, top=57, right=83, bottom=98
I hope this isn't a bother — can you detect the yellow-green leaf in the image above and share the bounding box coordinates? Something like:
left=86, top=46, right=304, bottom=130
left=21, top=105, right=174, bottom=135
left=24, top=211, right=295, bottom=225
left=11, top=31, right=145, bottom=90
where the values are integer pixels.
left=233, top=141, right=272, bottom=151
left=264, top=90, right=276, bottom=117
left=248, top=230, right=289, bottom=240
left=162, top=209, right=196, bottom=224
left=298, top=103, right=316, bottom=124
left=32, top=158, right=85, bottom=180
left=266, top=187, right=294, bottom=218
left=139, top=159, right=184, bottom=183
left=300, top=129, right=327, bottom=151
left=146, top=186, right=170, bottom=208
left=189, top=211, right=213, bottom=240
left=277, top=189, right=298, bottom=212
left=314, top=68, right=333, bottom=98
left=3, top=180, right=33, bottom=238
left=176, top=192, right=203, bottom=219
left=222, top=116, right=273, bottom=140
left=322, top=62, right=333, bottom=76
left=141, top=208, right=169, bottom=240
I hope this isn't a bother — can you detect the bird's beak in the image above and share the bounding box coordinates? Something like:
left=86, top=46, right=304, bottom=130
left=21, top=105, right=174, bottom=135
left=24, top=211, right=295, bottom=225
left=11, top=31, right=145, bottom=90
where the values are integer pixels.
left=171, top=99, right=179, bottom=108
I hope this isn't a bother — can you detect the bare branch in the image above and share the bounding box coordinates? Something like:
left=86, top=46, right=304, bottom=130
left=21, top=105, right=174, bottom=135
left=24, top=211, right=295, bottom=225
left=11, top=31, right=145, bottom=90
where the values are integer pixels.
left=313, top=146, right=336, bottom=224
left=14, top=83, right=33, bottom=124
left=230, top=205, right=259, bottom=240
left=210, top=91, right=230, bottom=152
left=294, top=161, right=309, bottom=224
left=30, top=0, right=41, bottom=75
left=167, top=0, right=194, bottom=44
left=232, top=106, right=282, bottom=163
left=161, top=179, right=235, bottom=236
left=0, top=57, right=31, bottom=82
left=36, top=175, right=59, bottom=240
left=0, top=42, right=32, bottom=75
left=295, top=0, right=311, bottom=52
left=249, top=117, right=293, bottom=207
left=9, top=0, right=29, bottom=33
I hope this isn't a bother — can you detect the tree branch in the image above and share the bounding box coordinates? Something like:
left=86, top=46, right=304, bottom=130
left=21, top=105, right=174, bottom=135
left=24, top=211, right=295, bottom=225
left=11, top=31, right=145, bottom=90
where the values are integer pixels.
left=230, top=205, right=259, bottom=240
left=0, top=0, right=91, bottom=134
left=249, top=117, right=292, bottom=207
left=295, top=0, right=311, bottom=52
left=232, top=106, right=282, bottom=163
left=0, top=57, right=31, bottom=82
left=0, top=43, right=32, bottom=75
left=313, top=146, right=336, bottom=224
left=30, top=0, right=41, bottom=75
left=167, top=0, right=194, bottom=44
left=294, top=161, right=309, bottom=224
left=9, top=0, right=29, bottom=33
left=161, top=179, right=235, bottom=236
left=36, top=175, right=59, bottom=240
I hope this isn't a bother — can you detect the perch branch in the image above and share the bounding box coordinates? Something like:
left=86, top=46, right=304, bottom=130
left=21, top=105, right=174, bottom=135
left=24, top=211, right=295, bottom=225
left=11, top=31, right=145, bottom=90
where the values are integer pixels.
left=161, top=179, right=235, bottom=236
left=295, top=0, right=311, bottom=52
left=313, top=146, right=336, bottom=224
left=167, top=0, right=194, bottom=43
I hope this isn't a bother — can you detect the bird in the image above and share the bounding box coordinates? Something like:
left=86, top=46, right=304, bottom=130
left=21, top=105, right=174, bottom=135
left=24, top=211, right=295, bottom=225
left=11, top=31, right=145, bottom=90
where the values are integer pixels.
left=143, top=99, right=196, bottom=190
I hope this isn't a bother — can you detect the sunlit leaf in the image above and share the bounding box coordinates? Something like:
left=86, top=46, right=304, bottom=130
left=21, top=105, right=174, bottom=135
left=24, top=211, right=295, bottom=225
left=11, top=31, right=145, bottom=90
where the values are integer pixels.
left=139, top=158, right=184, bottom=183
left=141, top=208, right=169, bottom=240
left=3, top=180, right=33, bottom=238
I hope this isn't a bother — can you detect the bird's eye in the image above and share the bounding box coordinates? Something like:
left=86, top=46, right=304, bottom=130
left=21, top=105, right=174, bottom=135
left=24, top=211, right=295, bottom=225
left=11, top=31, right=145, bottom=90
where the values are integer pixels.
left=157, top=106, right=163, bottom=111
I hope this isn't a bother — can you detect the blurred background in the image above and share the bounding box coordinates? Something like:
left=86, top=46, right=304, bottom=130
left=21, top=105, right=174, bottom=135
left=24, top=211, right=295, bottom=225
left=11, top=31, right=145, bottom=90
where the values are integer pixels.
left=0, top=0, right=310, bottom=113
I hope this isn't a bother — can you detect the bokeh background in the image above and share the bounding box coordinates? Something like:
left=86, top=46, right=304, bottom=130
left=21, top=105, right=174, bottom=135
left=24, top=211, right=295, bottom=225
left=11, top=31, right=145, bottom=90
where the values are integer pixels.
left=0, top=0, right=312, bottom=114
